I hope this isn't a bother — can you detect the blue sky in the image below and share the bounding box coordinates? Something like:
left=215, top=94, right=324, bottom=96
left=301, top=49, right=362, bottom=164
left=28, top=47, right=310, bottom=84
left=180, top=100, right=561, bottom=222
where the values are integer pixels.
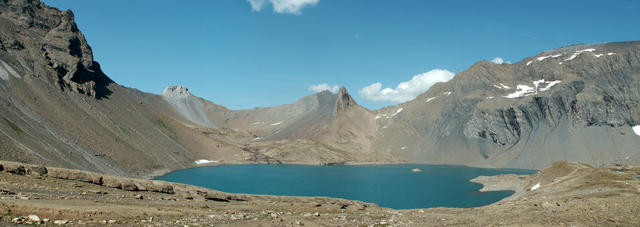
left=43, top=0, right=639, bottom=110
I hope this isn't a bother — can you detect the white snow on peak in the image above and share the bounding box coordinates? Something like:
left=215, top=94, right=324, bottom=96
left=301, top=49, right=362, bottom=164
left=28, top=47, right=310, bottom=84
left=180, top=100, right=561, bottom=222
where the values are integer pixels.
left=536, top=53, right=563, bottom=61
left=607, top=52, right=616, bottom=56
left=527, top=54, right=563, bottom=66
left=195, top=159, right=218, bottom=164
left=425, top=97, right=437, bottom=103
left=504, top=79, right=561, bottom=98
left=400, top=146, right=408, bottom=150
left=533, top=79, right=546, bottom=88
left=632, top=125, right=640, bottom=136
left=270, top=121, right=284, bottom=126
left=444, top=91, right=452, bottom=96
left=392, top=108, right=403, bottom=116
left=487, top=96, right=494, bottom=99
left=504, top=84, right=536, bottom=98
left=530, top=182, right=541, bottom=191
left=594, top=54, right=604, bottom=58
left=564, top=48, right=596, bottom=61
left=539, top=80, right=562, bottom=91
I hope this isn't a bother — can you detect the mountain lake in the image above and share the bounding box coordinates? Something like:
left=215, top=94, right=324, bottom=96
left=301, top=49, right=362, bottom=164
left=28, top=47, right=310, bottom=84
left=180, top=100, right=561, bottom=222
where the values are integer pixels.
left=156, top=164, right=537, bottom=209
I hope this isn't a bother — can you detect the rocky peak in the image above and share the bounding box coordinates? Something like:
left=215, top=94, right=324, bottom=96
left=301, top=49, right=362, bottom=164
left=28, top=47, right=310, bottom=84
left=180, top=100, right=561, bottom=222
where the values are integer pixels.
left=335, top=86, right=357, bottom=113
left=162, top=85, right=191, bottom=99
left=0, top=0, right=111, bottom=98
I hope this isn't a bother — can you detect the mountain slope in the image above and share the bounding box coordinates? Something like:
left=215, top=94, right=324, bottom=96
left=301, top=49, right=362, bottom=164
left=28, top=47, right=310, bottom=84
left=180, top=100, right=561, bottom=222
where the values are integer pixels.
left=0, top=0, right=248, bottom=177
left=377, top=42, right=640, bottom=169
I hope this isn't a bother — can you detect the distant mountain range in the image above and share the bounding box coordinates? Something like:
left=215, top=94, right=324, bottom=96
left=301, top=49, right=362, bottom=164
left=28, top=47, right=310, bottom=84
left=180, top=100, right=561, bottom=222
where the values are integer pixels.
left=1, top=0, right=638, bottom=177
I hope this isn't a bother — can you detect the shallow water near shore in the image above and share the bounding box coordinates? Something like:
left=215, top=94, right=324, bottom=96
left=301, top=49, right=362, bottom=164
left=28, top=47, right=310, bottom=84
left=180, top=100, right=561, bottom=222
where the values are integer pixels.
left=156, top=164, right=537, bottom=209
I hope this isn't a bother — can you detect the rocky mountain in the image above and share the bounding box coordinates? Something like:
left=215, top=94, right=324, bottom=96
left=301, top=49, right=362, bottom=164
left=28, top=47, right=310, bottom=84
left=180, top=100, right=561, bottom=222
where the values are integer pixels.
left=0, top=0, right=252, bottom=177
left=0, top=0, right=638, bottom=177
left=376, top=42, right=640, bottom=169
left=148, top=42, right=640, bottom=170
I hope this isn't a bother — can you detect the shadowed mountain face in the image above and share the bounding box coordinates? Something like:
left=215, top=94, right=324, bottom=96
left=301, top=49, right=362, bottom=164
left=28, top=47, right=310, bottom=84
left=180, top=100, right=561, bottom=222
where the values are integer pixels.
left=0, top=0, right=638, bottom=177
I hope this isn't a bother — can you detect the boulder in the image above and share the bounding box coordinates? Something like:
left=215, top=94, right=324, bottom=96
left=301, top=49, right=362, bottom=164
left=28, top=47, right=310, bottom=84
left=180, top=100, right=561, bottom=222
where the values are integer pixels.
left=3, top=162, right=26, bottom=175
left=27, top=165, right=48, bottom=176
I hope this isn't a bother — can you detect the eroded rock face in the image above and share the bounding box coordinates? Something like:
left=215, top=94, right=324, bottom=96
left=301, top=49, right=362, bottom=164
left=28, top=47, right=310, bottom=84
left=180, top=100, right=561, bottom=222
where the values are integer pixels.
left=0, top=0, right=111, bottom=98
left=463, top=43, right=640, bottom=148
left=162, top=85, right=191, bottom=99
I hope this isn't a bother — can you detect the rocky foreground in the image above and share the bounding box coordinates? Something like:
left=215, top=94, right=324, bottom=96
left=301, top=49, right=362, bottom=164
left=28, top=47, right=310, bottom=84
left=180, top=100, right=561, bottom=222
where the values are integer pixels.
left=0, top=161, right=639, bottom=226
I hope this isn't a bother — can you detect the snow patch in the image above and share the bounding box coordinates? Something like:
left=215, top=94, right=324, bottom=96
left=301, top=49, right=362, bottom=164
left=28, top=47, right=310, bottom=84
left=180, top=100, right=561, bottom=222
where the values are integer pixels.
left=251, top=121, right=264, bottom=125
left=270, top=121, right=284, bottom=126
left=400, top=146, right=408, bottom=150
left=195, top=159, right=218, bottom=164
left=539, top=80, right=562, bottom=91
left=526, top=61, right=533, bottom=66
left=487, top=96, right=494, bottom=99
left=594, top=54, right=604, bottom=58
left=444, top=91, right=452, bottom=96
left=377, top=108, right=404, bottom=119
left=564, top=48, right=596, bottom=61
left=504, top=85, right=536, bottom=98
left=530, top=183, right=541, bottom=191
left=392, top=108, right=403, bottom=116
left=504, top=79, right=561, bottom=98
left=497, top=83, right=511, bottom=89
left=633, top=125, right=640, bottom=136
left=536, top=53, right=563, bottom=61
left=607, top=52, right=616, bottom=56
left=425, top=97, right=437, bottom=103
left=251, top=136, right=263, bottom=141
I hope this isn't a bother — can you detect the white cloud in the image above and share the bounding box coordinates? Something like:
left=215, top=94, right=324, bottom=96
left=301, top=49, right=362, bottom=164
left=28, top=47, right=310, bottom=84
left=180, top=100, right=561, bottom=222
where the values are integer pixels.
left=358, top=69, right=455, bottom=103
left=247, top=0, right=268, bottom=11
left=247, top=0, right=319, bottom=14
left=490, top=57, right=511, bottom=64
left=309, top=83, right=339, bottom=93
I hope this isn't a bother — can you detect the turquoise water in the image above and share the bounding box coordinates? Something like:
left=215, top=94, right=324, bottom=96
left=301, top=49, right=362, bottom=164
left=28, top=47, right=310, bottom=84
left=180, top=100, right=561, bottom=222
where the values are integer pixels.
left=156, top=164, right=536, bottom=209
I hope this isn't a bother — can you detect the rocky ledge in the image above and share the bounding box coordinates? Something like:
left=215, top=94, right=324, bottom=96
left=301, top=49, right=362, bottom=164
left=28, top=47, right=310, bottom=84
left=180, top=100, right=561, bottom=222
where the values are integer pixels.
left=1, top=160, right=640, bottom=226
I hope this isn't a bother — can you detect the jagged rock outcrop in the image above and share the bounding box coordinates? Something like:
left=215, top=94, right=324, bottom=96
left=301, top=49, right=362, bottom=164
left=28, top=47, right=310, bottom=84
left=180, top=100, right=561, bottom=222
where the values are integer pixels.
left=0, top=0, right=110, bottom=98
left=0, top=0, right=250, bottom=177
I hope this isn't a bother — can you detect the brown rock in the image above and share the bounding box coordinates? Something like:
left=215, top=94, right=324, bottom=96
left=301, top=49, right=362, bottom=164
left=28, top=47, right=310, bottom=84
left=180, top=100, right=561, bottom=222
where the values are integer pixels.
left=3, top=162, right=26, bottom=175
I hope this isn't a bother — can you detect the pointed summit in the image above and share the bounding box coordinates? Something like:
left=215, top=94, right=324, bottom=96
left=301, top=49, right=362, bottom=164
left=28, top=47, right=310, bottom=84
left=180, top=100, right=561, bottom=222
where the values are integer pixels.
left=162, top=85, right=191, bottom=99
left=336, top=86, right=357, bottom=112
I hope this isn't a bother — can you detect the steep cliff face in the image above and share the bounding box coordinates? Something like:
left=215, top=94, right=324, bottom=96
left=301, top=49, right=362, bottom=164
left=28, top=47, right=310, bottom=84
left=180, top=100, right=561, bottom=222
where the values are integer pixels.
left=0, top=0, right=110, bottom=97
left=379, top=42, right=640, bottom=169
left=0, top=0, right=245, bottom=177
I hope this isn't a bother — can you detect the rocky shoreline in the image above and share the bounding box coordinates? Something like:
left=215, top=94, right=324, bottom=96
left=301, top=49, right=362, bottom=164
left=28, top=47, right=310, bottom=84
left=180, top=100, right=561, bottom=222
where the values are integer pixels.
left=2, top=160, right=640, bottom=226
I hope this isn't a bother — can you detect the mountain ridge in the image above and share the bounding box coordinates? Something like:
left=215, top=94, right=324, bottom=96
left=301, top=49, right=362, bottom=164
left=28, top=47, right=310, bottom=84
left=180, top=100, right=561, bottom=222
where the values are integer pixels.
left=0, top=0, right=638, bottom=177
